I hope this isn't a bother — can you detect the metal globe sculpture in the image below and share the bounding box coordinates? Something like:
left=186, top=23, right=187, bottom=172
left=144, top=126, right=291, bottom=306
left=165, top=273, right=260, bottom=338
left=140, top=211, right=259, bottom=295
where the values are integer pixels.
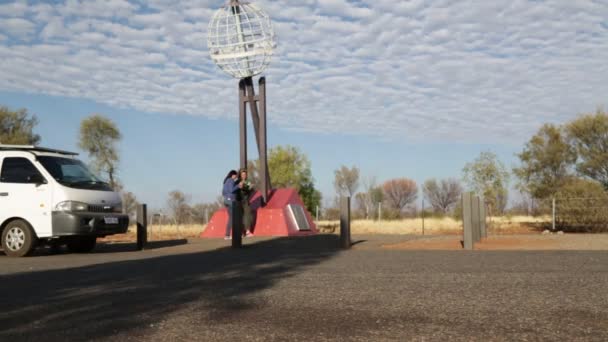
left=203, top=1, right=319, bottom=243
left=207, top=1, right=276, bottom=79
left=206, top=0, right=274, bottom=219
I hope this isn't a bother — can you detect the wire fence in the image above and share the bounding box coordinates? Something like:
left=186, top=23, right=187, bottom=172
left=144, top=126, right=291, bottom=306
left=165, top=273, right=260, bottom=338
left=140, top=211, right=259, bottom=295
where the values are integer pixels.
left=315, top=196, right=608, bottom=234
left=135, top=196, right=608, bottom=238
left=533, top=197, right=608, bottom=233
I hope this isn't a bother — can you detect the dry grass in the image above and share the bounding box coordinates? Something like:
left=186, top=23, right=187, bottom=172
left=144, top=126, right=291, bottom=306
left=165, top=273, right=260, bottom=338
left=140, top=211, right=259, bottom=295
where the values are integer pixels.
left=317, top=215, right=550, bottom=235
left=100, top=216, right=551, bottom=242
left=489, top=215, right=550, bottom=234
left=317, top=218, right=461, bottom=235
left=100, top=224, right=204, bottom=242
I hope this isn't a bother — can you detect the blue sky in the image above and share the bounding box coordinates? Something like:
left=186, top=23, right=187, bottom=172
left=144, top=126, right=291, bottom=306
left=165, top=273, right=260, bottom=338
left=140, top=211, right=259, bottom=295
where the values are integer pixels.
left=0, top=0, right=607, bottom=209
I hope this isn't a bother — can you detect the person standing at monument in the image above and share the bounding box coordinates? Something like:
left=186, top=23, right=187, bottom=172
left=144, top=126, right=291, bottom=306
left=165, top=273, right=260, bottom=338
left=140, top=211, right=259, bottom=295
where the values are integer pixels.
left=239, top=169, right=254, bottom=237
left=222, top=170, right=242, bottom=240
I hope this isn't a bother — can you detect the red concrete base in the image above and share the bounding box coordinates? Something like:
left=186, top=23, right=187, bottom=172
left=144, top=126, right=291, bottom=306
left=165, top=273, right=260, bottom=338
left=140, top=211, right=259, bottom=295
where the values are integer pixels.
left=200, top=188, right=318, bottom=238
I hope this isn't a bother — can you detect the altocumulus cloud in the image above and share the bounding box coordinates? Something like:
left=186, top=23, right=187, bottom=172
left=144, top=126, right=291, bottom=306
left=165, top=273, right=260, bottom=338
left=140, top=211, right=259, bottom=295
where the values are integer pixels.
left=0, top=0, right=607, bottom=142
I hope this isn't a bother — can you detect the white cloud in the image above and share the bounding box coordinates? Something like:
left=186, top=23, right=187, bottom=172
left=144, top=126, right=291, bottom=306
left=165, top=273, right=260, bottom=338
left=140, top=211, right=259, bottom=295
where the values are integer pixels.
left=0, top=17, right=35, bottom=38
left=0, top=1, right=28, bottom=17
left=317, top=0, right=373, bottom=18
left=40, top=18, right=68, bottom=39
left=0, top=0, right=607, bottom=143
left=59, top=0, right=137, bottom=18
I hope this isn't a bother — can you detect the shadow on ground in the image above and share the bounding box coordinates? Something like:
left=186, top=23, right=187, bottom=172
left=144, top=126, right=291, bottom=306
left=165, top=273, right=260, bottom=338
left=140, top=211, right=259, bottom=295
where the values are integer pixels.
left=19, top=239, right=190, bottom=257
left=0, top=235, right=342, bottom=340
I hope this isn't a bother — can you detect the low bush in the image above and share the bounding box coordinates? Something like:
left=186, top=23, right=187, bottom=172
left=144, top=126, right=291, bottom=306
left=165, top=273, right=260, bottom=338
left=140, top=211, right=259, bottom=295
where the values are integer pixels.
left=554, top=179, right=608, bottom=232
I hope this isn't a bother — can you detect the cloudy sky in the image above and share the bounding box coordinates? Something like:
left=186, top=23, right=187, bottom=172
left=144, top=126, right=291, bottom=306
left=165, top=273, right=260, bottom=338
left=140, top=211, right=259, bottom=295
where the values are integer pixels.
left=0, top=0, right=607, bottom=208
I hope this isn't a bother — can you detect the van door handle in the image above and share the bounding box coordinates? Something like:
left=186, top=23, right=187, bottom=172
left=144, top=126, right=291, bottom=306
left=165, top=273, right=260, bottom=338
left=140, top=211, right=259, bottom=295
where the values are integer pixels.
left=0, top=192, right=8, bottom=196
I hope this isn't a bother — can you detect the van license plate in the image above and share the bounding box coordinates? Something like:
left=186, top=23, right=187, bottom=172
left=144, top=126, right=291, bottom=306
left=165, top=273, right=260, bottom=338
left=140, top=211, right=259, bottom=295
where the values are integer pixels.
left=104, top=217, right=119, bottom=225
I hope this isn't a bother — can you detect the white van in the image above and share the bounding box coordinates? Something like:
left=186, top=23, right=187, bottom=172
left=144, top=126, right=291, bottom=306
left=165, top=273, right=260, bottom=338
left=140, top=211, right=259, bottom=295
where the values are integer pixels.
left=0, top=144, right=128, bottom=257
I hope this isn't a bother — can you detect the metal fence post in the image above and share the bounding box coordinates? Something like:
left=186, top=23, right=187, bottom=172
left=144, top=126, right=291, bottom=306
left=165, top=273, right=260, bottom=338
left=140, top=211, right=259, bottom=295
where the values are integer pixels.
left=340, top=196, right=351, bottom=249
left=316, top=205, right=319, bottom=221
left=378, top=202, right=382, bottom=221
left=472, top=195, right=481, bottom=243
left=480, top=198, right=487, bottom=239
left=462, top=192, right=473, bottom=250
left=136, top=204, right=147, bottom=251
left=421, top=198, right=425, bottom=235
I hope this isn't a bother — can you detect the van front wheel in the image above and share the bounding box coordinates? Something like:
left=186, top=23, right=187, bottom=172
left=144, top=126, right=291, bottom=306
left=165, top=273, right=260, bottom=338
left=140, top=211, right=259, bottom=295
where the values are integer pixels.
left=66, top=236, right=97, bottom=253
left=1, top=220, right=37, bottom=257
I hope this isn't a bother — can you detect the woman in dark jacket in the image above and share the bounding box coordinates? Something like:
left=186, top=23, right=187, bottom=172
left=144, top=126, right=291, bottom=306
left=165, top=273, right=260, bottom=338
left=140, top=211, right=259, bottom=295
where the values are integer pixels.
left=222, top=170, right=242, bottom=239
left=239, top=169, right=254, bottom=237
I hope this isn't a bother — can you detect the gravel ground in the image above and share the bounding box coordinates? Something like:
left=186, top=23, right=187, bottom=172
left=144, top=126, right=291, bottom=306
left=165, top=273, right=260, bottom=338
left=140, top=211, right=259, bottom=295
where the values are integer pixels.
left=382, top=234, right=608, bottom=250
left=0, top=235, right=607, bottom=341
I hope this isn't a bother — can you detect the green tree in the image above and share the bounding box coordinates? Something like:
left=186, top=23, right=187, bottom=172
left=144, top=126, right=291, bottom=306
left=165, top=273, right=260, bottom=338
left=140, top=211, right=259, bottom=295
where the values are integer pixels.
left=553, top=178, right=608, bottom=232
left=422, top=178, right=463, bottom=213
left=333, top=165, right=360, bottom=197
left=513, top=124, right=576, bottom=199
left=0, top=105, right=41, bottom=145
left=463, top=151, right=510, bottom=215
left=369, top=187, right=384, bottom=206
left=565, top=109, right=608, bottom=190
left=122, top=191, right=139, bottom=222
left=246, top=160, right=260, bottom=185
left=167, top=190, right=191, bottom=225
left=191, top=202, right=222, bottom=224
left=382, top=178, right=418, bottom=211
left=251, top=145, right=322, bottom=213
left=299, top=181, right=322, bottom=214
left=78, top=114, right=122, bottom=189
left=357, top=176, right=384, bottom=219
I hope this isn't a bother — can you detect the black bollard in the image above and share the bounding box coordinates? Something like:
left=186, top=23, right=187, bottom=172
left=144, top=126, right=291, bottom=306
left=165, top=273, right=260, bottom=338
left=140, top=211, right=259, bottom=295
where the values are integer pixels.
left=340, top=196, right=351, bottom=249
left=136, top=204, right=147, bottom=251
left=231, top=202, right=243, bottom=248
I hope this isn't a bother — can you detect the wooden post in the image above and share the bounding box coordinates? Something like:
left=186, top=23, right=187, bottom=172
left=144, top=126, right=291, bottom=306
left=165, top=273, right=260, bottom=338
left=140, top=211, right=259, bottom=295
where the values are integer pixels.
left=340, top=196, right=351, bottom=249
left=136, top=204, right=147, bottom=251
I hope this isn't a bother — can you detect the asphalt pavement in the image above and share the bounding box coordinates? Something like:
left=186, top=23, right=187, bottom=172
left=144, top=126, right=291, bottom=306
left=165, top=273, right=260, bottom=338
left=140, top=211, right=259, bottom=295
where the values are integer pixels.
left=0, top=235, right=607, bottom=341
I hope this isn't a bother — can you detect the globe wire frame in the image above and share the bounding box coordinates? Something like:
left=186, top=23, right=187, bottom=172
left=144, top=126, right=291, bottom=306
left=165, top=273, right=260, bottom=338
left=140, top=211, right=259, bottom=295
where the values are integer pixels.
left=207, top=1, right=276, bottom=79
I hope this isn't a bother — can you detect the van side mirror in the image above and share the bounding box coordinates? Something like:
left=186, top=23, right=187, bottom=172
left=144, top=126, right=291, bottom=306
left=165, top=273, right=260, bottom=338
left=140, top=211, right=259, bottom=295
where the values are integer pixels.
left=28, top=174, right=47, bottom=185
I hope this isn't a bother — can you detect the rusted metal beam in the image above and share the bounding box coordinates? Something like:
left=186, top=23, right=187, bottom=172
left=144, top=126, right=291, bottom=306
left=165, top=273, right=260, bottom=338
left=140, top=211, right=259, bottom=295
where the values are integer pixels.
left=239, top=79, right=247, bottom=170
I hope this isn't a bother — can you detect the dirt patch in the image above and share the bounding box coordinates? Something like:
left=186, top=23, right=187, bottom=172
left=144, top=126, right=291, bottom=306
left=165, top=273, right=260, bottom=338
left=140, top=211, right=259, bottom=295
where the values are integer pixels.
left=383, top=236, right=463, bottom=250
left=382, top=234, right=608, bottom=251
left=475, top=236, right=558, bottom=250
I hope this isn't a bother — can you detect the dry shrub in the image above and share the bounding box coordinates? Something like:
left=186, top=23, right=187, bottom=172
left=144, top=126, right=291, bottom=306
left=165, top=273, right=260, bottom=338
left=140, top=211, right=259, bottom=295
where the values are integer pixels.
left=101, top=224, right=204, bottom=242
left=553, top=179, right=608, bottom=232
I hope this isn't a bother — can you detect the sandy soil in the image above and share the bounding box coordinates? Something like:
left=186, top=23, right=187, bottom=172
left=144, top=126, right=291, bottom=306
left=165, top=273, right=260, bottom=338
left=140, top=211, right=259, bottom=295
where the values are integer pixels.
left=382, top=233, right=608, bottom=250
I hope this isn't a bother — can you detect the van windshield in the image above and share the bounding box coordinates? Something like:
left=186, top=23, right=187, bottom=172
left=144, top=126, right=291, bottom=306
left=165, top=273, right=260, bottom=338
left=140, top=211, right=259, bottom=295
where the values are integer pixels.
left=37, top=156, right=112, bottom=191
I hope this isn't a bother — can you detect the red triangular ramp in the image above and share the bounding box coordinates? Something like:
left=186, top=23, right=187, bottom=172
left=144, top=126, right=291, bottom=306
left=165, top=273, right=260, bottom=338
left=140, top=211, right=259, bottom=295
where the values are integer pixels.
left=200, top=188, right=318, bottom=238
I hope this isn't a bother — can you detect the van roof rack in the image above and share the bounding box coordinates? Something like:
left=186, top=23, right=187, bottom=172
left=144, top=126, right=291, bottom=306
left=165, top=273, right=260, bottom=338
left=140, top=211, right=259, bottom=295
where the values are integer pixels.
left=0, top=144, right=78, bottom=156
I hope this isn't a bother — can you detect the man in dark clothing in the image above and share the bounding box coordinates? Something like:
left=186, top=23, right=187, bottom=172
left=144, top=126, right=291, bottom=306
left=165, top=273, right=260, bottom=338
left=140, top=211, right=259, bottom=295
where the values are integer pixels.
left=222, top=170, right=242, bottom=239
